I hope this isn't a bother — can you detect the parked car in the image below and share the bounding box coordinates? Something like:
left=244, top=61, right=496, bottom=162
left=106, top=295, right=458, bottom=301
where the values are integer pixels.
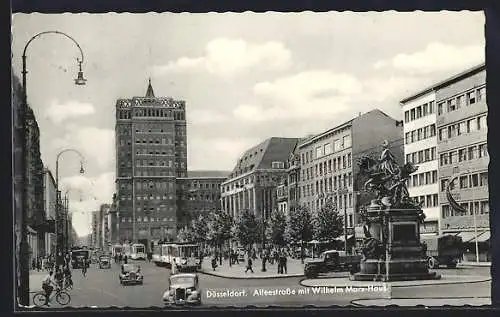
left=119, top=264, right=143, bottom=285
left=162, top=273, right=201, bottom=306
left=304, top=250, right=362, bottom=278
left=99, top=256, right=111, bottom=269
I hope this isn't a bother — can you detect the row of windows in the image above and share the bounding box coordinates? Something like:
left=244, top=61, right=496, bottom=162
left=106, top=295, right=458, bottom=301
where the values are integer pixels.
left=404, top=101, right=435, bottom=123
left=137, top=195, right=175, bottom=201
left=301, top=153, right=352, bottom=181
left=136, top=160, right=175, bottom=168
left=134, top=170, right=186, bottom=177
left=412, top=194, right=439, bottom=208
left=134, top=138, right=185, bottom=146
left=121, top=217, right=175, bottom=223
left=186, top=194, right=220, bottom=201
left=117, top=110, right=131, bottom=120
left=135, top=149, right=175, bottom=156
left=440, top=171, right=488, bottom=191
left=405, top=147, right=437, bottom=164
left=437, top=86, right=486, bottom=116
left=405, top=124, right=436, bottom=145
left=439, top=143, right=488, bottom=166
left=130, top=108, right=185, bottom=120
left=302, top=173, right=353, bottom=198
left=442, top=200, right=489, bottom=218
left=302, top=135, right=351, bottom=164
left=222, top=174, right=278, bottom=193
left=186, top=182, right=221, bottom=189
left=408, top=170, right=438, bottom=188
left=438, top=115, right=487, bottom=141
left=135, top=181, right=175, bottom=190
left=134, top=205, right=175, bottom=212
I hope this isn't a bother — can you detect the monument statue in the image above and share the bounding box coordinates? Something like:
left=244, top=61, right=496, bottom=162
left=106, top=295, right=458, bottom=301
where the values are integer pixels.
left=352, top=140, right=440, bottom=281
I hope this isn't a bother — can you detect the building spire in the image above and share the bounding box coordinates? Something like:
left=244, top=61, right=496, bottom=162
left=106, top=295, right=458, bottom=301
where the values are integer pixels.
left=145, top=77, right=155, bottom=97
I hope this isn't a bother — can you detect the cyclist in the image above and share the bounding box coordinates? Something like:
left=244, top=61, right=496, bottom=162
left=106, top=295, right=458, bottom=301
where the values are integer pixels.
left=63, top=265, right=73, bottom=289
left=41, top=271, right=57, bottom=306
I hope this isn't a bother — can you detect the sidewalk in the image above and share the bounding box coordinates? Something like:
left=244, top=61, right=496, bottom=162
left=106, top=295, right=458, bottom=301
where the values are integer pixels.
left=458, top=261, right=491, bottom=267
left=199, top=258, right=304, bottom=279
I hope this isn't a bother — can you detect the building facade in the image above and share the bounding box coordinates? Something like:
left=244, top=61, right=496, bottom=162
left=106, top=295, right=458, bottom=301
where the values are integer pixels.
left=400, top=91, right=440, bottom=235
left=100, top=204, right=111, bottom=250
left=176, top=171, right=228, bottom=229
left=435, top=65, right=489, bottom=261
left=42, top=168, right=57, bottom=256
left=115, top=80, right=186, bottom=246
left=295, top=109, right=404, bottom=247
left=90, top=211, right=100, bottom=249
left=108, top=194, right=119, bottom=244
left=221, top=137, right=300, bottom=221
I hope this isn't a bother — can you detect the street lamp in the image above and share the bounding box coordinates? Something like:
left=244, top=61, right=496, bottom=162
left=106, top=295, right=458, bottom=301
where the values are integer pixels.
left=18, top=30, right=87, bottom=306
left=55, top=149, right=86, bottom=268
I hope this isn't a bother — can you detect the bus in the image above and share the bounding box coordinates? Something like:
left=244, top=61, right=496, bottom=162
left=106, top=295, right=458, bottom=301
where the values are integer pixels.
left=71, top=249, right=90, bottom=269
left=152, top=244, right=162, bottom=266
left=163, top=243, right=201, bottom=272
left=160, top=243, right=177, bottom=268
left=421, top=234, right=463, bottom=269
left=130, top=243, right=146, bottom=260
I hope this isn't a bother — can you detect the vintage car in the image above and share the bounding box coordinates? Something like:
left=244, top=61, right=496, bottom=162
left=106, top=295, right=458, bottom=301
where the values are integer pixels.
left=304, top=250, right=362, bottom=278
left=99, top=256, right=111, bottom=269
left=119, top=263, right=143, bottom=285
left=162, top=273, right=201, bottom=306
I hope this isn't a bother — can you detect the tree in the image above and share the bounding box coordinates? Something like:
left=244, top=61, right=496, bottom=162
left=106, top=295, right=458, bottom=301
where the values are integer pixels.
left=191, top=215, right=208, bottom=244
left=313, top=198, right=344, bottom=242
left=267, top=209, right=288, bottom=247
left=235, top=209, right=261, bottom=252
left=286, top=204, right=313, bottom=263
left=207, top=212, right=234, bottom=265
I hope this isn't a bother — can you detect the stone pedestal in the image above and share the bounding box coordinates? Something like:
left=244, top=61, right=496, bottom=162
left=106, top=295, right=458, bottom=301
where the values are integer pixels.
left=352, top=202, right=441, bottom=282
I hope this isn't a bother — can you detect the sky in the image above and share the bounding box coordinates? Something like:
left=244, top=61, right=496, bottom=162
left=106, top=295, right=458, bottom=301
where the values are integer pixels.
left=11, top=12, right=485, bottom=237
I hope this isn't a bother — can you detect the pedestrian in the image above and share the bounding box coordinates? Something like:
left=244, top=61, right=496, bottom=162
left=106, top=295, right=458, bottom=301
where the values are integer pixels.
left=118, top=253, right=123, bottom=263
left=211, top=257, right=218, bottom=271
left=282, top=251, right=288, bottom=274
left=277, top=252, right=283, bottom=274
left=123, top=254, right=128, bottom=264
left=37, top=257, right=42, bottom=272
left=82, top=258, right=87, bottom=277
left=245, top=257, right=254, bottom=274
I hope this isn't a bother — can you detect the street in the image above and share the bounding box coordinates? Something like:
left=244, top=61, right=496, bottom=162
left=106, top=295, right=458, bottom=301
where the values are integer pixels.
left=29, top=260, right=491, bottom=308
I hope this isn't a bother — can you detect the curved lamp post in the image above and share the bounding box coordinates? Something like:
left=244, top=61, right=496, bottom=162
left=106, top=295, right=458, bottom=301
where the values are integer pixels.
left=19, top=31, right=87, bottom=306
left=55, top=148, right=86, bottom=266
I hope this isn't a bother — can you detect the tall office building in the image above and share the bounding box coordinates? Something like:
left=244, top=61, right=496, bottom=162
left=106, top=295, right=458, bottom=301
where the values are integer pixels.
left=435, top=64, right=489, bottom=261
left=400, top=88, right=440, bottom=235
left=115, top=80, right=187, bottom=246
left=295, top=109, right=404, bottom=248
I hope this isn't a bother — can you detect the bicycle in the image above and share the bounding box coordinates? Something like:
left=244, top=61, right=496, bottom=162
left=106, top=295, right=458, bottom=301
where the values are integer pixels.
left=32, top=287, right=71, bottom=307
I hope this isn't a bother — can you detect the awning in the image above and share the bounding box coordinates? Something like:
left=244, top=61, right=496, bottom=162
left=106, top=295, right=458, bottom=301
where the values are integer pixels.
left=337, top=235, right=354, bottom=242
left=471, top=231, right=490, bottom=243
left=456, top=231, right=477, bottom=243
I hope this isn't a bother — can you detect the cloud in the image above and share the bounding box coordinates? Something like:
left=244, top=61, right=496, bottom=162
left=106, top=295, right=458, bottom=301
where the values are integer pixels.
left=188, top=136, right=261, bottom=170
left=373, top=42, right=484, bottom=74
left=233, top=70, right=362, bottom=122
left=152, top=38, right=292, bottom=76
left=60, top=172, right=115, bottom=237
left=45, top=100, right=96, bottom=123
left=187, top=109, right=230, bottom=124
left=51, top=126, right=115, bottom=170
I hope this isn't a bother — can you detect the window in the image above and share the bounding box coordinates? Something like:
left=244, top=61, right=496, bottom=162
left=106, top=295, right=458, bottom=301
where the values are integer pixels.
left=316, top=146, right=323, bottom=158
left=457, top=95, right=465, bottom=108
left=405, top=132, right=410, bottom=144
left=423, top=103, right=428, bottom=115
left=417, top=128, right=423, bottom=141
left=324, top=143, right=332, bottom=155
left=432, top=170, right=437, bottom=183
left=405, top=111, right=410, bottom=123
left=478, top=87, right=486, bottom=101
left=429, top=101, right=435, bottom=114
left=467, top=90, right=476, bottom=105
left=343, top=135, right=352, bottom=148
left=410, top=109, right=416, bottom=120
left=439, top=128, right=447, bottom=141
left=442, top=205, right=450, bottom=218
left=334, top=139, right=342, bottom=152
left=468, top=118, right=478, bottom=132
left=458, top=121, right=467, bottom=135
left=470, top=174, right=479, bottom=187
left=480, top=172, right=488, bottom=186
left=416, top=106, right=422, bottom=118
left=459, top=176, right=469, bottom=189
left=478, top=115, right=487, bottom=130
left=458, top=149, right=467, bottom=162
left=438, top=102, right=445, bottom=115
left=271, top=161, right=285, bottom=169
left=441, top=179, right=448, bottom=191
left=430, top=124, right=436, bottom=136
left=411, top=131, right=416, bottom=143
left=479, top=144, right=488, bottom=158
left=447, top=99, right=456, bottom=112
left=468, top=146, right=477, bottom=160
